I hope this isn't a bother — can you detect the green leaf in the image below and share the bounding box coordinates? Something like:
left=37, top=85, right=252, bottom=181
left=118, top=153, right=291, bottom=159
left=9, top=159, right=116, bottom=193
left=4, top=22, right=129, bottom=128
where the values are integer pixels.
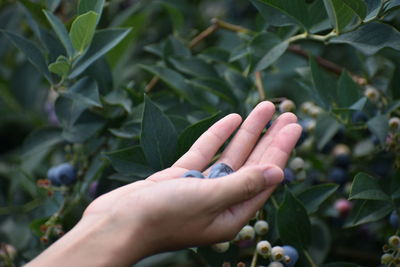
left=310, top=56, right=336, bottom=109
left=323, top=0, right=366, bottom=33
left=62, top=77, right=102, bottom=108
left=383, top=0, right=400, bottom=15
left=342, top=0, right=367, bottom=19
left=309, top=218, right=331, bottom=265
left=69, top=28, right=131, bottom=78
left=104, top=146, right=154, bottom=178
left=103, top=89, right=132, bottom=114
left=331, top=22, right=400, bottom=55
left=277, top=188, right=311, bottom=249
left=176, top=112, right=220, bottom=157
left=168, top=57, right=219, bottom=79
left=187, top=78, right=238, bottom=105
left=349, top=172, right=390, bottom=201
left=1, top=30, right=52, bottom=83
left=159, top=2, right=184, bottom=32
left=297, top=184, right=339, bottom=214
left=345, top=199, right=393, bottom=227
left=22, top=127, right=63, bottom=157
left=43, top=10, right=75, bottom=57
left=62, top=110, right=105, bottom=143
left=315, top=113, right=342, bottom=151
left=336, top=71, right=361, bottom=107
left=250, top=0, right=295, bottom=26
left=367, top=114, right=389, bottom=144
left=139, top=65, right=193, bottom=99
left=141, top=96, right=178, bottom=170
left=323, top=0, right=358, bottom=33
left=254, top=41, right=289, bottom=72
left=78, top=0, right=104, bottom=24
left=251, top=0, right=312, bottom=30
left=69, top=11, right=98, bottom=54
left=48, top=55, right=70, bottom=77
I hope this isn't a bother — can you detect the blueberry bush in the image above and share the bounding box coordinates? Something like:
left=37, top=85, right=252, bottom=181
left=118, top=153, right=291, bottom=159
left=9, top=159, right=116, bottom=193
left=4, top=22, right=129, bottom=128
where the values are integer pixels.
left=1, top=0, right=400, bottom=266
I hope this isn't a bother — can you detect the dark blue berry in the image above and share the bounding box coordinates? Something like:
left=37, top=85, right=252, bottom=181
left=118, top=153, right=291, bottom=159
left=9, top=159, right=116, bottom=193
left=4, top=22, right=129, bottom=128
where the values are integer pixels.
left=282, top=245, right=299, bottom=267
left=334, top=154, right=351, bottom=168
left=328, top=167, right=348, bottom=185
left=283, top=168, right=296, bottom=184
left=47, top=163, right=77, bottom=186
left=351, top=110, right=368, bottom=123
left=47, top=166, right=61, bottom=186
left=208, top=163, right=234, bottom=178
left=295, top=120, right=309, bottom=147
left=389, top=211, right=399, bottom=229
left=182, top=170, right=204, bottom=178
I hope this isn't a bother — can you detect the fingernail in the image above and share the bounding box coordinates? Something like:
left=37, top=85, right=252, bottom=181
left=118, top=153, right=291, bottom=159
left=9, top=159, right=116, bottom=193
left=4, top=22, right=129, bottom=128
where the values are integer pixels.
left=263, top=167, right=283, bottom=186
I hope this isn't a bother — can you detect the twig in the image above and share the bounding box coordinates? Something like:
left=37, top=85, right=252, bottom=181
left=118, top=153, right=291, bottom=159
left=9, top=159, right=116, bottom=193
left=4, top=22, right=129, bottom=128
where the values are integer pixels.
left=255, top=71, right=266, bottom=101
left=303, top=250, right=318, bottom=267
left=189, top=23, right=219, bottom=49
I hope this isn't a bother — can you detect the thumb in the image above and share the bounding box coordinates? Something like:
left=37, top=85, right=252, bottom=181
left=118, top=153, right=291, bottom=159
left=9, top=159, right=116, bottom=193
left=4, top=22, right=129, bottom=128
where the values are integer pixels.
left=209, top=165, right=283, bottom=208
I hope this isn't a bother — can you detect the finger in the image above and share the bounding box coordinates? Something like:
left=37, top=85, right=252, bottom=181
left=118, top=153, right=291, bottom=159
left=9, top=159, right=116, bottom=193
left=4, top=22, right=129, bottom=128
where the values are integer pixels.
left=209, top=101, right=275, bottom=171
left=259, top=123, right=302, bottom=168
left=245, top=112, right=298, bottom=166
left=173, top=114, right=242, bottom=171
left=206, top=165, right=283, bottom=211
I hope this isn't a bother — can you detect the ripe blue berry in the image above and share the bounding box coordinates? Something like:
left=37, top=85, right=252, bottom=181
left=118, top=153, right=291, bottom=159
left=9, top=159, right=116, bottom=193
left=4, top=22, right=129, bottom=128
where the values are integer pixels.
left=47, top=163, right=77, bottom=186
left=351, top=110, right=368, bottom=123
left=389, top=211, right=399, bottom=229
left=282, top=245, right=299, bottom=267
left=328, top=167, right=348, bottom=185
left=208, top=163, right=234, bottom=178
left=182, top=170, right=204, bottom=178
left=283, top=168, right=296, bottom=184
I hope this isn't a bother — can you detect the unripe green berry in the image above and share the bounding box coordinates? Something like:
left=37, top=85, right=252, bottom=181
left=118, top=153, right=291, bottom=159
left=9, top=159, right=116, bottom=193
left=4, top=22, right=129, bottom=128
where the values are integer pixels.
left=289, top=157, right=305, bottom=173
left=271, top=246, right=285, bottom=261
left=0, top=244, right=16, bottom=260
left=388, top=235, right=400, bottom=248
left=279, top=99, right=296, bottom=113
left=309, top=106, right=323, bottom=117
left=332, top=144, right=350, bottom=157
left=239, top=225, right=255, bottom=241
left=256, top=240, right=272, bottom=256
left=365, top=86, right=380, bottom=102
left=211, top=242, right=230, bottom=253
left=389, top=117, right=400, bottom=131
left=268, top=262, right=284, bottom=267
left=301, top=101, right=314, bottom=114
left=381, top=253, right=393, bottom=264
left=254, top=220, right=269, bottom=236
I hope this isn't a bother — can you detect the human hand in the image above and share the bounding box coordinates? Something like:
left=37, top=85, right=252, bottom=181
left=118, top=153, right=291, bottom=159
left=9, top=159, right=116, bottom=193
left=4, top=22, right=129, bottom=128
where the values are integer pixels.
left=27, top=101, right=301, bottom=267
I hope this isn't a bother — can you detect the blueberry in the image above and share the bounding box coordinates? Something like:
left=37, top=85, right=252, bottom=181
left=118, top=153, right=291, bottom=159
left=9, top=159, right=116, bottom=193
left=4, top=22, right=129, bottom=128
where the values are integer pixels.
left=334, top=154, right=351, bottom=168
left=295, top=120, right=309, bottom=147
left=389, top=211, right=399, bottom=229
left=328, top=167, right=348, bottom=185
left=282, top=245, right=299, bottom=267
left=47, top=166, right=61, bottom=186
left=351, top=110, right=368, bottom=123
left=182, top=170, right=204, bottom=178
left=208, top=163, right=234, bottom=178
left=283, top=168, right=296, bottom=184
left=47, top=163, right=77, bottom=186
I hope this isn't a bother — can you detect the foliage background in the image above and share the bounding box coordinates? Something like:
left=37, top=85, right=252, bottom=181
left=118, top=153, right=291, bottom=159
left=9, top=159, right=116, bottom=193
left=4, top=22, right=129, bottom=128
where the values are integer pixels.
left=0, top=0, right=400, bottom=266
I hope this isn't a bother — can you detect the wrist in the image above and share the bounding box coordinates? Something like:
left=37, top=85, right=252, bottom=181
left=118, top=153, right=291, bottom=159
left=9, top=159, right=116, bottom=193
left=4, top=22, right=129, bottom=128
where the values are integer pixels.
left=27, top=214, right=146, bottom=267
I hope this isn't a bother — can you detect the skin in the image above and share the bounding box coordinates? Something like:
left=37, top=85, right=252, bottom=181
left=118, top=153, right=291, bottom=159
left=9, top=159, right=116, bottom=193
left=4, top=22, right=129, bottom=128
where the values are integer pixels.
left=26, top=101, right=302, bottom=267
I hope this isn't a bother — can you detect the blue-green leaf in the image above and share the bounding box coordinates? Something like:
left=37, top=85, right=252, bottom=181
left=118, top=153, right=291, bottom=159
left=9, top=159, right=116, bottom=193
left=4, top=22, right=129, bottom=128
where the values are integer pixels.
left=349, top=172, right=390, bottom=201
left=141, top=96, right=178, bottom=170
left=331, top=22, right=400, bottom=55
left=43, top=10, right=75, bottom=57
left=1, top=30, right=52, bottom=83
left=70, top=28, right=131, bottom=78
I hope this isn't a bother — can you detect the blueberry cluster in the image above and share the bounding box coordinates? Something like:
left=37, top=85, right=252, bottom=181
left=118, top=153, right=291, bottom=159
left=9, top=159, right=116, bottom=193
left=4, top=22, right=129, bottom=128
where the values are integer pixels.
left=182, top=163, right=234, bottom=179
left=211, top=217, right=299, bottom=267
left=47, top=163, right=77, bottom=186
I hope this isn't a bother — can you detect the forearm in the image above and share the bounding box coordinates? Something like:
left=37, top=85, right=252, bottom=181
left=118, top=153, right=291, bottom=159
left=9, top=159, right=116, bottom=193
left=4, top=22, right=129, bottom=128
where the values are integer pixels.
left=25, top=215, right=146, bottom=267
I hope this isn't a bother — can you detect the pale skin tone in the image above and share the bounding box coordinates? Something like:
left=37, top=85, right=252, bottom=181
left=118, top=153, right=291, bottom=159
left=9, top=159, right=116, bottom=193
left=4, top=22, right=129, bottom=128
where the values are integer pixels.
left=26, top=101, right=302, bottom=267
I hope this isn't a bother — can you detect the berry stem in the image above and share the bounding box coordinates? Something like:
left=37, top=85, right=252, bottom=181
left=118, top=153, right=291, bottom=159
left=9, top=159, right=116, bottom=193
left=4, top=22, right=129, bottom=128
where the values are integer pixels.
left=250, top=236, right=260, bottom=267
left=303, top=249, right=317, bottom=267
